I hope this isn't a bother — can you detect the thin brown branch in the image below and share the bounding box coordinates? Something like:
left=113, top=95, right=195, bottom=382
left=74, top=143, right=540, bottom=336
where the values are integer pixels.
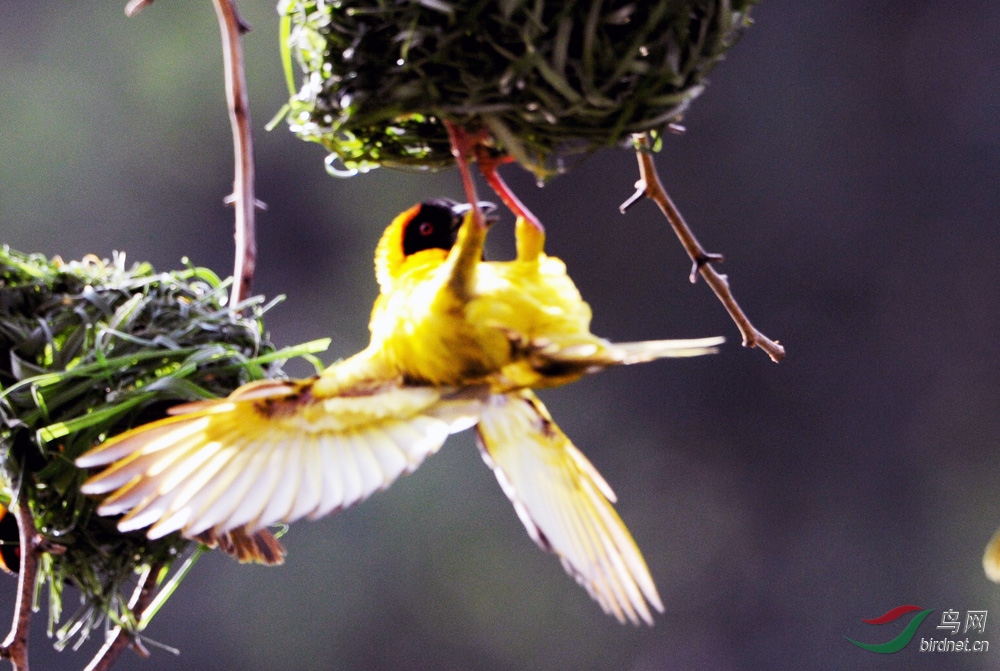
left=627, top=134, right=785, bottom=363
left=82, top=563, right=163, bottom=671
left=211, top=0, right=257, bottom=308
left=0, top=503, right=39, bottom=671
left=124, top=0, right=258, bottom=307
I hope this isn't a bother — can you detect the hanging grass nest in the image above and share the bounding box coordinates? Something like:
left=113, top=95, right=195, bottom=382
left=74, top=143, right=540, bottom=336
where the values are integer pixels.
left=0, top=247, right=325, bottom=649
left=279, top=0, right=758, bottom=179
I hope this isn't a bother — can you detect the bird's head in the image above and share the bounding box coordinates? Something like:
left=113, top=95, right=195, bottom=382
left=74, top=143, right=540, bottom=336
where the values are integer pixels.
left=375, top=199, right=496, bottom=293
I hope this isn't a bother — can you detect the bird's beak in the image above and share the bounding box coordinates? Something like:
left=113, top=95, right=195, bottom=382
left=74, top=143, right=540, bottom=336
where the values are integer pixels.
left=451, top=201, right=498, bottom=228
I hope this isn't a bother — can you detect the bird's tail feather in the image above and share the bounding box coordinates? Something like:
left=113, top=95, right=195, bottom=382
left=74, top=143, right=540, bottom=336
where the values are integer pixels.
left=197, top=527, right=287, bottom=565
left=563, top=335, right=725, bottom=366
left=504, top=331, right=723, bottom=380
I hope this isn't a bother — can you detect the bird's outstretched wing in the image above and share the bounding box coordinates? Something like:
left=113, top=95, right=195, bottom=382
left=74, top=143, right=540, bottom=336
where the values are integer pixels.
left=474, top=390, right=664, bottom=625
left=78, top=378, right=486, bottom=555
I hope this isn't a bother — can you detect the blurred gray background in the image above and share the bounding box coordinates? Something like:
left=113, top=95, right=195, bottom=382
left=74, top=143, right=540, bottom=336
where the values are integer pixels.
left=2, top=1, right=1000, bottom=669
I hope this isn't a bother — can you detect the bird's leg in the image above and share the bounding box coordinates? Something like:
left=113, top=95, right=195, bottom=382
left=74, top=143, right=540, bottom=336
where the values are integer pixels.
left=443, top=120, right=490, bottom=298
left=473, top=145, right=546, bottom=262
left=514, top=215, right=545, bottom=263
left=474, top=145, right=545, bottom=234
left=444, top=121, right=488, bottom=230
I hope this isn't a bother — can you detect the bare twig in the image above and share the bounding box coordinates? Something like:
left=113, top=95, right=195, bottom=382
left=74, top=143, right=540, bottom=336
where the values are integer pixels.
left=625, top=134, right=785, bottom=363
left=211, top=0, right=257, bottom=308
left=124, top=0, right=258, bottom=306
left=82, top=563, right=163, bottom=671
left=0, top=503, right=39, bottom=671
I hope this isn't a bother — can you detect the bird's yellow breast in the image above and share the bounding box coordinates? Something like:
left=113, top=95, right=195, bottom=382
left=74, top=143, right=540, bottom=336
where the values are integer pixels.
left=367, top=253, right=594, bottom=388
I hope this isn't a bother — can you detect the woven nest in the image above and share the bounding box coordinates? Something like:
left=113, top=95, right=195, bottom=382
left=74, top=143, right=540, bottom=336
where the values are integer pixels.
left=280, top=0, right=758, bottom=179
left=0, top=247, right=322, bottom=648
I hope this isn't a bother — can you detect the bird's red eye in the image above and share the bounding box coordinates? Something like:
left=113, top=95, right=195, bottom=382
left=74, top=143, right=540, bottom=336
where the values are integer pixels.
left=418, top=222, right=434, bottom=236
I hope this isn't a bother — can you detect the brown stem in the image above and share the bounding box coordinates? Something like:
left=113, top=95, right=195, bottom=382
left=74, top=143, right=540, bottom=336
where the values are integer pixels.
left=123, top=0, right=258, bottom=308
left=211, top=0, right=257, bottom=308
left=0, top=504, right=38, bottom=671
left=628, top=134, right=785, bottom=363
left=82, top=563, right=163, bottom=671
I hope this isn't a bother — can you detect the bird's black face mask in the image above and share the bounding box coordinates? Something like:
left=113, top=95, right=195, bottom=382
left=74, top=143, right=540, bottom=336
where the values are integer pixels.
left=402, top=199, right=497, bottom=257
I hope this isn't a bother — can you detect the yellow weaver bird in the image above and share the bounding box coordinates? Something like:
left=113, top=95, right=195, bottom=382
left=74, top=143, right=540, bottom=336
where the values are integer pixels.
left=77, top=199, right=722, bottom=625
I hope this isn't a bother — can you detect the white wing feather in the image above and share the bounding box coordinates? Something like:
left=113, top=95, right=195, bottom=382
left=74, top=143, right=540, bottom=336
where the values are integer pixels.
left=79, top=384, right=485, bottom=540
left=475, top=390, right=663, bottom=625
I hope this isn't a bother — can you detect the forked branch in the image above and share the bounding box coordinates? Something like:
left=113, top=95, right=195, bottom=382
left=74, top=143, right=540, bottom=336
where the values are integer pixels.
left=625, top=134, right=785, bottom=363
